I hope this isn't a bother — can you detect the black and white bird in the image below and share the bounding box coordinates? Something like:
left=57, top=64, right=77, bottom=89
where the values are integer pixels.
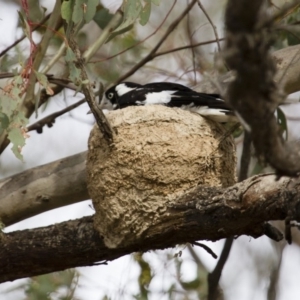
left=101, top=82, right=236, bottom=123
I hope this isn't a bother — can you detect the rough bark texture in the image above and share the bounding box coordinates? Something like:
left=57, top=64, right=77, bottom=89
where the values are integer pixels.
left=1, top=173, right=300, bottom=283
left=87, top=106, right=236, bottom=248
left=224, top=0, right=300, bottom=176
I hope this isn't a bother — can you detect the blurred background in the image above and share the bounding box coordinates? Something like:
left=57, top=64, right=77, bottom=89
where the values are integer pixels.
left=1, top=0, right=300, bottom=299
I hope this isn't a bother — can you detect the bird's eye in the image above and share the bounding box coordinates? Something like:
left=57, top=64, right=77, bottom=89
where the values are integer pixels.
left=107, top=93, right=114, bottom=99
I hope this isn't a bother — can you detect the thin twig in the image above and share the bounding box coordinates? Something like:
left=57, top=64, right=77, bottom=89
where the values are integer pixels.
left=187, top=5, right=197, bottom=83
left=0, top=14, right=51, bottom=58
left=90, top=0, right=177, bottom=64
left=27, top=97, right=89, bottom=133
left=115, top=0, right=198, bottom=84
left=153, top=38, right=225, bottom=58
left=208, top=238, right=234, bottom=300
left=48, top=78, right=78, bottom=91
left=192, top=241, right=218, bottom=259
left=41, top=42, right=66, bottom=73
left=68, top=34, right=115, bottom=143
left=197, top=1, right=221, bottom=52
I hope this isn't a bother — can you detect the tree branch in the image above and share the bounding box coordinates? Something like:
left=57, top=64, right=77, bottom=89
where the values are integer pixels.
left=67, top=30, right=115, bottom=144
left=2, top=173, right=300, bottom=283
left=224, top=0, right=300, bottom=176
left=0, top=152, right=88, bottom=226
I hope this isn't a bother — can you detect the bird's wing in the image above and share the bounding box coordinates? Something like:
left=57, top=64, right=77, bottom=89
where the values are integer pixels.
left=166, top=92, right=229, bottom=110
left=142, top=82, right=193, bottom=92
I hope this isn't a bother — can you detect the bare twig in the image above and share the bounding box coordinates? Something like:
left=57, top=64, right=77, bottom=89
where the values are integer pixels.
left=186, top=5, right=197, bottom=83
left=27, top=98, right=87, bottom=133
left=68, top=34, right=115, bottom=143
left=153, top=38, right=225, bottom=58
left=197, top=1, right=221, bottom=52
left=208, top=238, right=233, bottom=300
left=0, top=14, right=51, bottom=58
left=115, top=0, right=198, bottom=84
left=192, top=241, right=218, bottom=259
left=90, top=0, right=177, bottom=64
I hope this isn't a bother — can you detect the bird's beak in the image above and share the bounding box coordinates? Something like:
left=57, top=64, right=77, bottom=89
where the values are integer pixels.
left=87, top=96, right=114, bottom=114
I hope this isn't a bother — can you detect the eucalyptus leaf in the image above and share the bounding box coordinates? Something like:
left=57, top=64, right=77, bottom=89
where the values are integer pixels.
left=0, top=113, right=9, bottom=130
left=61, top=0, right=73, bottom=22
left=93, top=8, right=114, bottom=29
left=8, top=128, right=26, bottom=161
left=140, top=1, right=151, bottom=25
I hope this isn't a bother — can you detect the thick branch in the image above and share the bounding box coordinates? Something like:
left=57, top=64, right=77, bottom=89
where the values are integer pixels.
left=224, top=0, right=300, bottom=176
left=2, top=173, right=300, bottom=283
left=0, top=152, right=88, bottom=226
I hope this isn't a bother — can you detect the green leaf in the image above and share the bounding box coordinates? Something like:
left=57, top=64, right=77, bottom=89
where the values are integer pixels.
left=0, top=113, right=9, bottom=130
left=117, top=0, right=142, bottom=32
left=277, top=107, right=288, bottom=140
left=140, top=1, right=151, bottom=25
left=61, top=0, right=73, bottom=22
left=14, top=111, right=29, bottom=127
left=17, top=11, right=32, bottom=41
left=8, top=128, right=26, bottom=161
left=180, top=278, right=201, bottom=290
left=84, top=0, right=98, bottom=22
left=69, top=63, right=81, bottom=84
left=65, top=47, right=76, bottom=62
left=73, top=0, right=85, bottom=23
left=109, top=0, right=160, bottom=39
left=93, top=7, right=114, bottom=29
left=72, top=0, right=98, bottom=23
left=34, top=71, right=54, bottom=95
left=134, top=253, right=152, bottom=299
left=106, top=23, right=134, bottom=43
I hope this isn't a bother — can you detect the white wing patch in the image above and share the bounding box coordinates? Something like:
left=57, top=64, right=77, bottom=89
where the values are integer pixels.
left=143, top=91, right=176, bottom=105
left=116, top=83, right=137, bottom=96
left=182, top=105, right=236, bottom=123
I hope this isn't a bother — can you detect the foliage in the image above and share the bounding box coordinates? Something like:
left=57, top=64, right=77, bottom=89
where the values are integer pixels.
left=5, top=270, right=80, bottom=300
left=1, top=0, right=300, bottom=299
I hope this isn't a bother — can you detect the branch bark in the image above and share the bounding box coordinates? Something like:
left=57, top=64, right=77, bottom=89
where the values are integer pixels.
left=2, top=173, right=300, bottom=283
left=224, top=0, right=300, bottom=176
left=0, top=152, right=88, bottom=226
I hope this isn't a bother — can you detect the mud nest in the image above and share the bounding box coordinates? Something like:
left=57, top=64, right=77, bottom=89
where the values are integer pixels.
left=87, top=106, right=236, bottom=248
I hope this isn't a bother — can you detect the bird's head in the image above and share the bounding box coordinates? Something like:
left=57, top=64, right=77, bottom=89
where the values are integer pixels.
left=102, top=82, right=142, bottom=110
